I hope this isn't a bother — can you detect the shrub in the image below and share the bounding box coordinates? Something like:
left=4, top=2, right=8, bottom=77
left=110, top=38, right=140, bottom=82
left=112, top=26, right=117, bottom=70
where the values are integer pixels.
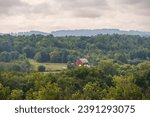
left=38, top=65, right=46, bottom=72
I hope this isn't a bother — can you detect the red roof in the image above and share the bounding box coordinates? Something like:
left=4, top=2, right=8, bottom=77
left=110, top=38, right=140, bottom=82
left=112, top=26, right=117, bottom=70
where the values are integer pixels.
left=76, top=58, right=89, bottom=66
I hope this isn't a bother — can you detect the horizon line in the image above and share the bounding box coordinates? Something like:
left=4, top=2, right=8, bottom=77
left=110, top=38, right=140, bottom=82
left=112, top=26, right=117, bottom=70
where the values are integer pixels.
left=1, top=28, right=150, bottom=34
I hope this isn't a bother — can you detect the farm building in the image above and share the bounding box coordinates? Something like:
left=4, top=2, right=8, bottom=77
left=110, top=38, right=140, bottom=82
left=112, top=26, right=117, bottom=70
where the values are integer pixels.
left=76, top=58, right=90, bottom=67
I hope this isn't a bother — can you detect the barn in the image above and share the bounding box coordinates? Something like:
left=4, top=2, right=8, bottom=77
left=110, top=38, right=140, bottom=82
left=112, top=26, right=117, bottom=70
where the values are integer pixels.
left=76, top=58, right=90, bottom=67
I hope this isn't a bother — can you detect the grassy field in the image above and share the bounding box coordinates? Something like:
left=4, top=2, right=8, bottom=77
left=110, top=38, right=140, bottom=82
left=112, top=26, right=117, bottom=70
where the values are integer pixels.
left=29, top=59, right=67, bottom=72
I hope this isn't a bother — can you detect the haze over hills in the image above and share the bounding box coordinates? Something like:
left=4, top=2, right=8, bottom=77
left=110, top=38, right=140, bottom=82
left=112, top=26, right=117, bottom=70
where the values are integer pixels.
left=9, top=31, right=49, bottom=36
left=1, top=29, right=150, bottom=37
left=51, top=29, right=150, bottom=37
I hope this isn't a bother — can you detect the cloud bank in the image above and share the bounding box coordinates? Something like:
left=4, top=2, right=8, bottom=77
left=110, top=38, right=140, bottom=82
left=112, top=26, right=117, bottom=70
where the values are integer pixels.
left=0, top=0, right=150, bottom=32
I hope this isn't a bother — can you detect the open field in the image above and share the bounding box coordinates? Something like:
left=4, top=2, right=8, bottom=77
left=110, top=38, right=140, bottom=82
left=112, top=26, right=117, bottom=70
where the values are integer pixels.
left=29, top=59, right=67, bottom=71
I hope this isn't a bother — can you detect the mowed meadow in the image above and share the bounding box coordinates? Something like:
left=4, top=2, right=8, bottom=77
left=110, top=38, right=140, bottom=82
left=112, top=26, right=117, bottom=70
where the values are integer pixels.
left=29, top=59, right=67, bottom=72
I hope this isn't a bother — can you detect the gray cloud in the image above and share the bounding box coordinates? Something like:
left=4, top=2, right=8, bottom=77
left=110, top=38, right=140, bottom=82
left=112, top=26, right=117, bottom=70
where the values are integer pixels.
left=30, top=3, right=52, bottom=14
left=74, top=9, right=103, bottom=18
left=0, top=0, right=27, bottom=14
left=0, top=0, right=109, bottom=17
left=23, top=3, right=54, bottom=16
left=0, top=0, right=54, bottom=16
left=1, top=0, right=150, bottom=32
left=120, top=0, right=150, bottom=6
left=0, top=0, right=25, bottom=7
left=115, top=0, right=150, bottom=16
left=118, top=0, right=150, bottom=9
left=56, top=0, right=109, bottom=18
left=58, top=0, right=107, bottom=8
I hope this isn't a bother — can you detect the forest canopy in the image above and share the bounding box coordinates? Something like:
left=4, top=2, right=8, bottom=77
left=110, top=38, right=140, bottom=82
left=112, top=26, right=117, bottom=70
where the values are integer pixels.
left=0, top=34, right=149, bottom=64
left=0, top=34, right=150, bottom=100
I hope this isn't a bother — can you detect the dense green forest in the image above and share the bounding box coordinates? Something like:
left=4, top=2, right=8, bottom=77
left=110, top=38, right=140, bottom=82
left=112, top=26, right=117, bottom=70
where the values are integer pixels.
left=0, top=34, right=150, bottom=99
left=0, top=34, right=150, bottom=64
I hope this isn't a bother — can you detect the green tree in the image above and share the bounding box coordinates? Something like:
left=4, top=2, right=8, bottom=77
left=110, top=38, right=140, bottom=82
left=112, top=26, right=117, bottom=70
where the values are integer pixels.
left=0, top=51, right=11, bottom=62
left=9, top=89, right=24, bottom=100
left=82, top=82, right=103, bottom=100
left=34, top=52, right=49, bottom=62
left=34, top=83, right=61, bottom=100
left=23, top=46, right=35, bottom=58
left=114, top=53, right=128, bottom=64
left=0, top=83, right=10, bottom=100
left=20, top=60, right=31, bottom=72
left=107, top=76, right=142, bottom=100
left=98, top=60, right=118, bottom=76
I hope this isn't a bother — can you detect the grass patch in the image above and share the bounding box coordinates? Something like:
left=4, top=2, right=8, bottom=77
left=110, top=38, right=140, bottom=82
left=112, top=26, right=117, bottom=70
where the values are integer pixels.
left=29, top=59, right=67, bottom=72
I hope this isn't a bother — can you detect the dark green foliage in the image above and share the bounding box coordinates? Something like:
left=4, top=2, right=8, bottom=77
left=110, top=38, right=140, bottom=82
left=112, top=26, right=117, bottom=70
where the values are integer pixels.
left=38, top=65, right=46, bottom=72
left=0, top=34, right=150, bottom=64
left=34, top=51, right=49, bottom=62
left=0, top=83, right=10, bottom=100
left=0, top=60, right=31, bottom=72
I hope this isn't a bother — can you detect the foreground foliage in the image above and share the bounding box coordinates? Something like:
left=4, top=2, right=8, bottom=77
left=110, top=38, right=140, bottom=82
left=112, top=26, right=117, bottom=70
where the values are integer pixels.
left=0, top=61, right=150, bottom=100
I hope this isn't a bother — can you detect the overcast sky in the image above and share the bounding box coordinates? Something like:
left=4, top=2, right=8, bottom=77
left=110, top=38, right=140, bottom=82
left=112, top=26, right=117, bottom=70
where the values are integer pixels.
left=0, top=0, right=150, bottom=33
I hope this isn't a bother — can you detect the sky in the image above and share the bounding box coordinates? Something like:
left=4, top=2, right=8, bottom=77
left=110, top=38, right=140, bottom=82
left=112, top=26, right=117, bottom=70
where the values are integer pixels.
left=0, top=0, right=150, bottom=33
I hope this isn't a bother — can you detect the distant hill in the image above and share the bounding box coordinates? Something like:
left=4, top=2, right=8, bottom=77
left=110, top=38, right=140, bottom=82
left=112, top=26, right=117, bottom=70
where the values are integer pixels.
left=1, top=29, right=150, bottom=37
left=51, top=29, right=150, bottom=37
left=10, top=31, right=49, bottom=36
left=0, top=32, right=4, bottom=35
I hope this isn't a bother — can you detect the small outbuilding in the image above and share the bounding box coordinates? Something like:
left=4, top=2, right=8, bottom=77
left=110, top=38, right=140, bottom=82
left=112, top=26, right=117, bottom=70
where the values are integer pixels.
left=76, top=58, right=90, bottom=67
